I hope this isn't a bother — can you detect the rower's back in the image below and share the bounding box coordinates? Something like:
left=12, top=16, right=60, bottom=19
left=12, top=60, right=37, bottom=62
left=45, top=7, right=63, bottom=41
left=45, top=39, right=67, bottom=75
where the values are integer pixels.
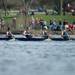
left=23, top=30, right=32, bottom=38
left=62, top=30, right=69, bottom=40
left=42, top=30, right=48, bottom=39
left=6, top=27, right=12, bottom=38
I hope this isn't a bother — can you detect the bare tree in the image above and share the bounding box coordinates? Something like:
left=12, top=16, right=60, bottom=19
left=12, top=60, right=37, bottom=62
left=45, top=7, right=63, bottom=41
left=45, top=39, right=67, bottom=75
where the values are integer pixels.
left=1, top=0, right=7, bottom=16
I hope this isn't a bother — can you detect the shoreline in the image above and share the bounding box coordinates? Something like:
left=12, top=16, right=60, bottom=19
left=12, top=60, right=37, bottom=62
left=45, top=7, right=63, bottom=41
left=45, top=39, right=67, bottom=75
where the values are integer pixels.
left=0, top=28, right=75, bottom=34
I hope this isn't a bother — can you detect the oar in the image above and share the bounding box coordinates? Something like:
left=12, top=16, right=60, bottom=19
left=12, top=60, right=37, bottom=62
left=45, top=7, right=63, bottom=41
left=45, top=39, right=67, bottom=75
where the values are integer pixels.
left=12, top=35, right=16, bottom=40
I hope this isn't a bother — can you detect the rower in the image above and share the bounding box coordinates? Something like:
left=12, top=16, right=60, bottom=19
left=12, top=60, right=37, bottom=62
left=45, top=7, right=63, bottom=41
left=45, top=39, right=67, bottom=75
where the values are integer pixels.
left=61, top=30, right=70, bottom=40
left=23, top=29, right=32, bottom=38
left=6, top=27, right=13, bottom=38
left=42, top=29, right=48, bottom=39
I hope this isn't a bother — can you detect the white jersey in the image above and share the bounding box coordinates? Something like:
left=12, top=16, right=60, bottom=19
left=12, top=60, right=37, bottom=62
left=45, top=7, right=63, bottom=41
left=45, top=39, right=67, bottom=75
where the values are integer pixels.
left=23, top=31, right=27, bottom=35
left=6, top=31, right=12, bottom=36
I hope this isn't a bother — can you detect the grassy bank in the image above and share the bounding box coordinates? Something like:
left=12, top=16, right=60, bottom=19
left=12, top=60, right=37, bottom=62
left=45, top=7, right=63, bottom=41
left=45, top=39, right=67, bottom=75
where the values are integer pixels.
left=0, top=13, right=75, bottom=33
left=4, top=14, right=75, bottom=25
left=34, top=14, right=75, bottom=23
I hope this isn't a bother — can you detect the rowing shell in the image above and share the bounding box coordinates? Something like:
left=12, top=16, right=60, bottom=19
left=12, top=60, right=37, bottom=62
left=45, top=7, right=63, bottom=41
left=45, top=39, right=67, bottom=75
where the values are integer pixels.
left=50, top=37, right=75, bottom=41
left=0, top=37, right=47, bottom=41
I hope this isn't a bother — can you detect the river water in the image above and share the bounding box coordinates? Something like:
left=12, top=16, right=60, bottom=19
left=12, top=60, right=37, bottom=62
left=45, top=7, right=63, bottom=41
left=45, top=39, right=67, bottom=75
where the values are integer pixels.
left=0, top=40, right=75, bottom=75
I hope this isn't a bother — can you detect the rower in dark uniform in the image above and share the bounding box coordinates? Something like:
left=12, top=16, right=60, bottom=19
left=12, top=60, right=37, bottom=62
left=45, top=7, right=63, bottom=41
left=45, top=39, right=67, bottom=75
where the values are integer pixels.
left=6, top=27, right=13, bottom=38
left=42, top=29, right=48, bottom=39
left=61, top=30, right=70, bottom=40
left=23, top=28, right=32, bottom=38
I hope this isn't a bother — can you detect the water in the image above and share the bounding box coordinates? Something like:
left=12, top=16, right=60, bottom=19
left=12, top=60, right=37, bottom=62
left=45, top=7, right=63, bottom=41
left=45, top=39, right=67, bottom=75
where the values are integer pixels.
left=0, top=40, right=75, bottom=75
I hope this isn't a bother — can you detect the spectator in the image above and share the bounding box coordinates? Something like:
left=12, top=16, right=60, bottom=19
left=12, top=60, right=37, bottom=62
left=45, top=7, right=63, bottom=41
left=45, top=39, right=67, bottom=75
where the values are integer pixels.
left=59, top=21, right=65, bottom=30
left=57, top=20, right=62, bottom=31
left=65, top=22, right=69, bottom=30
left=49, top=20, right=53, bottom=29
left=44, top=20, right=47, bottom=26
left=35, top=18, right=40, bottom=29
left=12, top=17, right=16, bottom=29
left=52, top=19, right=57, bottom=31
left=69, top=24, right=74, bottom=30
left=1, top=18, right=5, bottom=30
left=63, top=20, right=69, bottom=30
left=39, top=18, right=44, bottom=30
left=31, top=16, right=35, bottom=29
left=43, top=20, right=48, bottom=29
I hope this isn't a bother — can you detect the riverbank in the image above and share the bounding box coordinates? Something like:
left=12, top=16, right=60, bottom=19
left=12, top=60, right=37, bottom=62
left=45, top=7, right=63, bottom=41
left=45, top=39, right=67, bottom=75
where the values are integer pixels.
left=0, top=14, right=75, bottom=35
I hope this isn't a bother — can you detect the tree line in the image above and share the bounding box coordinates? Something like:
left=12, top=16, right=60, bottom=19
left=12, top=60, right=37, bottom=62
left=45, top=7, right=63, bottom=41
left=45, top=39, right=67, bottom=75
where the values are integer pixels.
left=0, top=0, right=75, bottom=15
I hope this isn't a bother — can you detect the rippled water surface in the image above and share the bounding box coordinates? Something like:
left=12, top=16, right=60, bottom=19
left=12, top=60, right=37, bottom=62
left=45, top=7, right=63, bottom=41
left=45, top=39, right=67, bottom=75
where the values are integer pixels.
left=0, top=40, right=75, bottom=75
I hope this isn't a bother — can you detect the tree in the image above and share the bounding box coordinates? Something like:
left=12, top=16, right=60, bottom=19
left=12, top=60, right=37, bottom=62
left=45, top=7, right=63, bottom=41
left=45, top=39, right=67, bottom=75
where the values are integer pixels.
left=1, top=0, right=7, bottom=16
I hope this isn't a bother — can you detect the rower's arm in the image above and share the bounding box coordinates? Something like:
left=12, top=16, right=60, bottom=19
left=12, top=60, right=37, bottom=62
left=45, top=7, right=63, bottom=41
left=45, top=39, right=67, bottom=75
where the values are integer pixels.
left=23, top=31, right=26, bottom=35
left=6, top=32, right=9, bottom=36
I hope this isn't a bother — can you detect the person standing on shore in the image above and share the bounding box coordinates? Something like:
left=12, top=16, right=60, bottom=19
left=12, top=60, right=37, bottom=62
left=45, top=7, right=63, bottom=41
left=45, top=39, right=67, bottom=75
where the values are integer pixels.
left=0, top=18, right=5, bottom=30
left=42, top=28, right=48, bottom=39
left=39, top=18, right=44, bottom=30
left=31, top=16, right=35, bottom=29
left=12, top=17, right=16, bottom=29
